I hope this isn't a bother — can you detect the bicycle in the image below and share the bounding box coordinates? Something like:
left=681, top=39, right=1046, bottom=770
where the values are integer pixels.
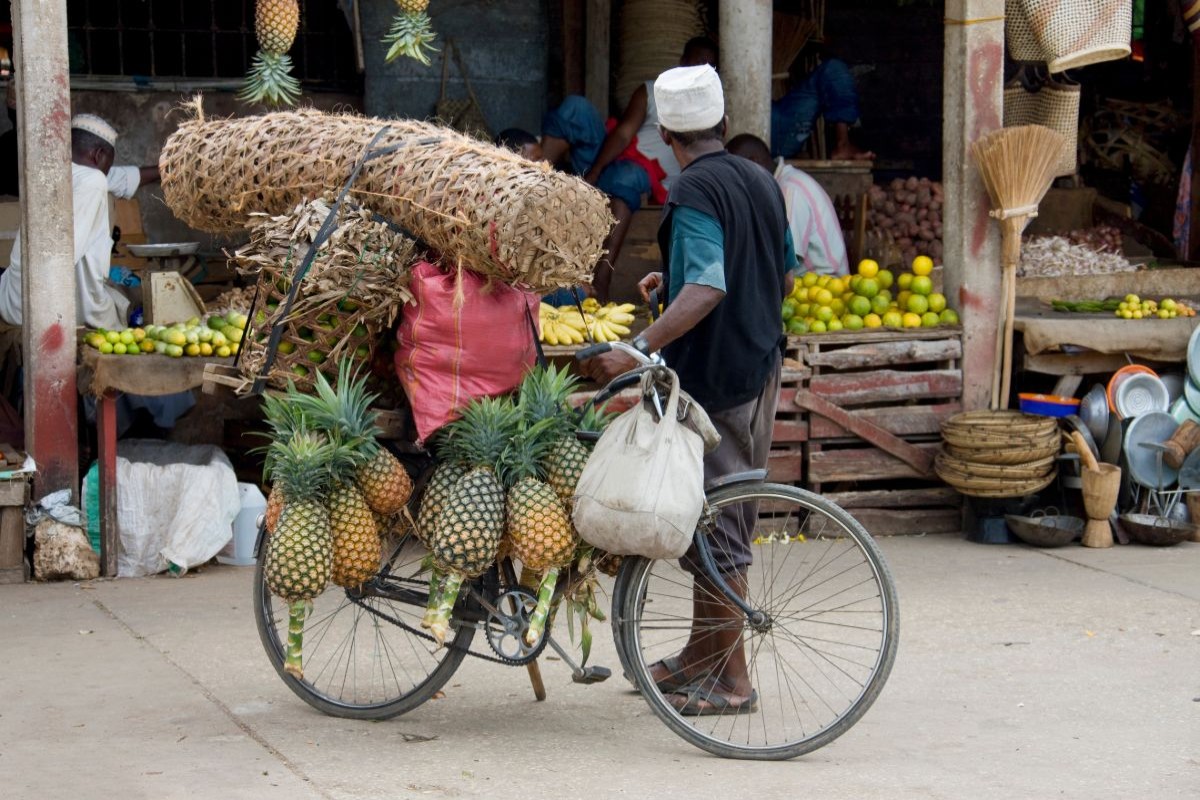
left=253, top=342, right=899, bottom=760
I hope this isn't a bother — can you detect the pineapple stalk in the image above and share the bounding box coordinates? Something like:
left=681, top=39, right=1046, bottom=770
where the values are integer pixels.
left=428, top=572, right=463, bottom=644
left=420, top=567, right=446, bottom=630
left=284, top=600, right=309, bottom=678
left=524, top=567, right=558, bottom=646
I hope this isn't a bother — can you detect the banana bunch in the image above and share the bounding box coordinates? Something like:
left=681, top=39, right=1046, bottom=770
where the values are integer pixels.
left=539, top=303, right=587, bottom=345
left=537, top=301, right=638, bottom=345
left=587, top=302, right=636, bottom=342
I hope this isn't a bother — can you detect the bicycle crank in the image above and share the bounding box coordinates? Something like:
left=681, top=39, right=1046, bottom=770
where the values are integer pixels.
left=483, top=589, right=549, bottom=665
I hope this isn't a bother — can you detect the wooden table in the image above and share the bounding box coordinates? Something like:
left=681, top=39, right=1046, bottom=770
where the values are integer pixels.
left=78, top=348, right=234, bottom=577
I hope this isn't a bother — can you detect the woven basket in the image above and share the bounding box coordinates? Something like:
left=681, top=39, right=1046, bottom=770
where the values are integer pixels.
left=942, top=409, right=1057, bottom=431
left=1006, top=0, right=1132, bottom=73
left=942, top=427, right=1060, bottom=451
left=234, top=199, right=417, bottom=394
left=945, top=443, right=1062, bottom=465
left=1004, top=76, right=1080, bottom=177
left=614, top=0, right=705, bottom=109
left=160, top=101, right=613, bottom=293
left=937, top=451, right=1057, bottom=480
left=936, top=454, right=1059, bottom=498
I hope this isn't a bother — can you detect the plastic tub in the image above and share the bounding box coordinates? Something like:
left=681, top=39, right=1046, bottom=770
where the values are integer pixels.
left=218, top=483, right=266, bottom=566
left=1017, top=393, right=1080, bottom=417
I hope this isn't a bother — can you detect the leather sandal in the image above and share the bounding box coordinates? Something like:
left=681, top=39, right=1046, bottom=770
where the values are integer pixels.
left=668, top=678, right=758, bottom=717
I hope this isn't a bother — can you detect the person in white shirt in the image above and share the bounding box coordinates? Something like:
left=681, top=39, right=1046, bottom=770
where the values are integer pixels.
left=726, top=133, right=849, bottom=277
left=0, top=114, right=159, bottom=329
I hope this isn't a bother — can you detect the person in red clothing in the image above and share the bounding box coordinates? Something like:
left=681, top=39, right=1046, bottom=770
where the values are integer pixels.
left=540, top=37, right=719, bottom=302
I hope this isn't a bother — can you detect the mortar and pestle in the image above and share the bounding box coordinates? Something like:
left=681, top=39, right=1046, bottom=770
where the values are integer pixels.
left=1072, top=431, right=1120, bottom=548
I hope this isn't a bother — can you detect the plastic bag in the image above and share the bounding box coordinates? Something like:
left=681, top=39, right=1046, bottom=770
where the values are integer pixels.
left=107, top=440, right=241, bottom=577
left=394, top=261, right=540, bottom=444
left=572, top=369, right=706, bottom=559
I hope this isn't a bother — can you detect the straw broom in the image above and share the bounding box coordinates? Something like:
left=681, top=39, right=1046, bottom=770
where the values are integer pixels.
left=970, top=125, right=1065, bottom=410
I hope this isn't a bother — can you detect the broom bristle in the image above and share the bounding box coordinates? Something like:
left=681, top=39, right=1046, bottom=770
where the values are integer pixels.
left=970, top=125, right=1065, bottom=217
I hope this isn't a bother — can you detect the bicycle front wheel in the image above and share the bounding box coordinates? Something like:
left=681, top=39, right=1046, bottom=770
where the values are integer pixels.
left=255, top=524, right=474, bottom=720
left=618, top=483, right=899, bottom=760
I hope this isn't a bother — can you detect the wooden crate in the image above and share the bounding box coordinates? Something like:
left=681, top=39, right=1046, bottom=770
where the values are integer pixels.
left=783, top=328, right=964, bottom=536
left=0, top=472, right=28, bottom=584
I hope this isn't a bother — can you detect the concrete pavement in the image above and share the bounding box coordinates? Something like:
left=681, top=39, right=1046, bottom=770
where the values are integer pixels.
left=1, top=536, right=1197, bottom=800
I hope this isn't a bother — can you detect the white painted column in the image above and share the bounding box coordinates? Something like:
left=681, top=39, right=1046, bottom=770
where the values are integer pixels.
left=719, top=0, right=772, bottom=143
left=942, top=0, right=1004, bottom=412
left=12, top=0, right=79, bottom=498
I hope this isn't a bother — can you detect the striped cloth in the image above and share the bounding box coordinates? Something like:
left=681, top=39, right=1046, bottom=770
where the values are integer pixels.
left=773, top=158, right=849, bottom=277
left=1186, top=0, right=1200, bottom=37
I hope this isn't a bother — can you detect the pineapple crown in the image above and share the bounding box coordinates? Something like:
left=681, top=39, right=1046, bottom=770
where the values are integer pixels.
left=443, top=395, right=522, bottom=470
left=266, top=427, right=344, bottom=499
left=578, top=401, right=616, bottom=435
left=291, top=361, right=382, bottom=463
left=497, top=418, right=558, bottom=489
left=518, top=365, right=579, bottom=438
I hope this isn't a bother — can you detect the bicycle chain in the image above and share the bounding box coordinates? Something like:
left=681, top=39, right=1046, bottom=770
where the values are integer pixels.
left=347, top=591, right=537, bottom=667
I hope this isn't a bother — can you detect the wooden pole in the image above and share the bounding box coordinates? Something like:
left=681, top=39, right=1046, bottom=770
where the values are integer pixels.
left=11, top=0, right=79, bottom=500
left=1190, top=34, right=1200, bottom=261
left=942, top=0, right=1004, bottom=412
left=585, top=0, right=611, bottom=117
left=719, top=0, right=773, bottom=144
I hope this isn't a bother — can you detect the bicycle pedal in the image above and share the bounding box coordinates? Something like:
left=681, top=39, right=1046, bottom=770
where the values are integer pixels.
left=571, top=665, right=612, bottom=685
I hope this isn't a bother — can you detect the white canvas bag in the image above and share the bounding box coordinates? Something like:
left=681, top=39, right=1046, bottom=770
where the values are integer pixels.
left=572, top=368, right=705, bottom=559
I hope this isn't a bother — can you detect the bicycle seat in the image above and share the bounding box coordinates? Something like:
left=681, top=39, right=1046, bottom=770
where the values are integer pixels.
left=704, top=469, right=767, bottom=492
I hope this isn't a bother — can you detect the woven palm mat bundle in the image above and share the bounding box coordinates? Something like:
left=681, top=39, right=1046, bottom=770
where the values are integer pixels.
left=233, top=197, right=417, bottom=394
left=161, top=99, right=613, bottom=293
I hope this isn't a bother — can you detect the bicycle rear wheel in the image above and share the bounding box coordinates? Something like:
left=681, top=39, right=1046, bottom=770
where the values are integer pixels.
left=255, top=524, right=474, bottom=720
left=618, top=483, right=899, bottom=760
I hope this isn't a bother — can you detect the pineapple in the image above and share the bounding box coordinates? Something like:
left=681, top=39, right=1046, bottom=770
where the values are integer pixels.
left=259, top=391, right=310, bottom=534
left=500, top=421, right=577, bottom=645
left=415, top=460, right=466, bottom=547
left=292, top=366, right=398, bottom=587
left=425, top=397, right=521, bottom=644
left=294, top=364, right=413, bottom=516
left=545, top=402, right=612, bottom=507
left=263, top=429, right=337, bottom=679
left=383, top=0, right=438, bottom=65
left=265, top=486, right=286, bottom=534
left=241, top=0, right=301, bottom=107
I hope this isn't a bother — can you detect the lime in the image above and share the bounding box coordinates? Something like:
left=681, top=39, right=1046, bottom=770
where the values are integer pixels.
left=927, top=292, right=947, bottom=313
left=843, top=314, right=864, bottom=330
left=781, top=300, right=796, bottom=321
left=814, top=289, right=834, bottom=306
left=906, top=294, right=930, bottom=315
left=902, top=312, right=923, bottom=328
left=787, top=318, right=809, bottom=335
left=827, top=318, right=844, bottom=332
left=99, top=341, right=114, bottom=354
left=827, top=278, right=845, bottom=296
left=921, top=312, right=941, bottom=328
left=864, top=313, right=883, bottom=328
left=830, top=298, right=846, bottom=316
left=882, top=311, right=904, bottom=328
left=112, top=343, right=127, bottom=355
left=849, top=275, right=863, bottom=293
left=877, top=269, right=894, bottom=290
left=870, top=294, right=891, bottom=315
left=910, top=275, right=933, bottom=296
left=802, top=272, right=819, bottom=288
left=857, top=277, right=880, bottom=299
left=816, top=306, right=834, bottom=323
left=849, top=296, right=872, bottom=317
left=809, top=320, right=827, bottom=334
left=938, top=309, right=959, bottom=325
left=897, top=272, right=913, bottom=291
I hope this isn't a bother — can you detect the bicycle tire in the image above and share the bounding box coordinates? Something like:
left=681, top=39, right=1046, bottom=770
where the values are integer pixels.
left=255, top=525, right=474, bottom=720
left=618, top=482, right=899, bottom=760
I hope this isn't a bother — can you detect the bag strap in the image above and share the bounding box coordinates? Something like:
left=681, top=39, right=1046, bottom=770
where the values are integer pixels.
left=451, top=41, right=484, bottom=110
left=524, top=301, right=547, bottom=368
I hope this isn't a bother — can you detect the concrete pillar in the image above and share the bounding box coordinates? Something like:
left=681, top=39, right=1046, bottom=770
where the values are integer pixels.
left=942, top=0, right=1004, bottom=412
left=585, top=0, right=611, bottom=116
left=12, top=0, right=79, bottom=499
left=719, top=0, right=772, bottom=143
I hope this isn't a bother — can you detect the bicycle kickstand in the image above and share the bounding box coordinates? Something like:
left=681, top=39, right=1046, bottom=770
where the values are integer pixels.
left=545, top=635, right=612, bottom=685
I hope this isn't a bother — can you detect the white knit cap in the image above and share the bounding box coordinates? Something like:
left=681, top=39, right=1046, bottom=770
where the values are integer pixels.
left=71, top=114, right=117, bottom=148
left=654, top=65, right=724, bottom=133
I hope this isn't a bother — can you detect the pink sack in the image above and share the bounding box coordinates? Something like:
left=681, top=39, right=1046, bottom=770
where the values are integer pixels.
left=395, top=261, right=540, bottom=444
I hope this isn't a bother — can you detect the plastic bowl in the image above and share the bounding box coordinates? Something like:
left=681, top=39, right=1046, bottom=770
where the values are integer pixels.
left=1018, top=393, right=1080, bottom=418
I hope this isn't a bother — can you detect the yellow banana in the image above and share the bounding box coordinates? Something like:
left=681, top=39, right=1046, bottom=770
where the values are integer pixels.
left=581, top=298, right=601, bottom=313
left=606, top=312, right=636, bottom=325
left=612, top=303, right=636, bottom=314
left=542, top=320, right=560, bottom=345
left=605, top=321, right=631, bottom=336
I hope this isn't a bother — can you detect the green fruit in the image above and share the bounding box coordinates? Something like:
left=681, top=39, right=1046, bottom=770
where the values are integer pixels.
left=307, top=351, right=326, bottom=364
left=910, top=275, right=934, bottom=296
left=938, top=309, right=960, bottom=325
left=877, top=270, right=894, bottom=289
left=291, top=364, right=309, bottom=377
left=352, top=324, right=368, bottom=337
left=786, top=318, right=809, bottom=335
left=781, top=300, right=796, bottom=321
left=843, top=314, right=864, bottom=331
left=921, top=312, right=940, bottom=328
left=906, top=294, right=930, bottom=315
left=857, top=278, right=880, bottom=299
left=826, top=318, right=844, bottom=332
left=809, top=320, right=827, bottom=334
left=816, top=306, right=834, bottom=323
left=166, top=344, right=184, bottom=358
left=277, top=341, right=296, bottom=355
left=355, top=344, right=371, bottom=358
left=99, top=341, right=114, bottom=354
left=207, top=316, right=227, bottom=330
left=339, top=300, right=360, bottom=313
left=849, top=296, right=872, bottom=317
left=870, top=294, right=891, bottom=315
left=113, top=343, right=127, bottom=355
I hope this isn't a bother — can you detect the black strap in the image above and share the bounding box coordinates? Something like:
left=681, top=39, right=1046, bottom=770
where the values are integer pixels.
left=525, top=302, right=547, bottom=369
left=570, top=287, right=595, bottom=345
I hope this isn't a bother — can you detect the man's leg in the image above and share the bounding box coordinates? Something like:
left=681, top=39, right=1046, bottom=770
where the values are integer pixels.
left=592, top=161, right=649, bottom=302
left=593, top=197, right=631, bottom=303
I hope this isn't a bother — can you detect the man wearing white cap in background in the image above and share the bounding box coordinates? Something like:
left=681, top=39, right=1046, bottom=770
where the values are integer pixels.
left=0, top=114, right=140, bottom=329
left=580, top=65, right=796, bottom=716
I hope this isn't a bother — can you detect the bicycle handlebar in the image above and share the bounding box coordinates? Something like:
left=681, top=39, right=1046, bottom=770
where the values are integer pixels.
left=574, top=340, right=658, bottom=366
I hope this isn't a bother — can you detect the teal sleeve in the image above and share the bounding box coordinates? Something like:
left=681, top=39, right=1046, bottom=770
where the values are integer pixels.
left=667, top=206, right=726, bottom=302
left=784, top=228, right=799, bottom=274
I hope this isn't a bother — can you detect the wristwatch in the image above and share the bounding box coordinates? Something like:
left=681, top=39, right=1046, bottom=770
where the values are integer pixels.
left=631, top=334, right=651, bottom=358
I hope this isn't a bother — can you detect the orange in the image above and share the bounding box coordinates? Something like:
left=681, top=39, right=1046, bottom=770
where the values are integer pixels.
left=912, top=255, right=934, bottom=276
left=901, top=312, right=923, bottom=328
left=857, top=259, right=880, bottom=278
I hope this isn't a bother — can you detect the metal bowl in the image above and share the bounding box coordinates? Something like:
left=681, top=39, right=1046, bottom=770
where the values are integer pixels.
left=1123, top=411, right=1179, bottom=489
left=1115, top=373, right=1170, bottom=419
left=1119, top=513, right=1194, bottom=546
left=1078, top=384, right=1109, bottom=444
left=125, top=242, right=201, bottom=258
left=1006, top=514, right=1083, bottom=547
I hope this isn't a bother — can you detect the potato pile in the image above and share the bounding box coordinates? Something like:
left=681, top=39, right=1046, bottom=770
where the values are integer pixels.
left=867, top=177, right=944, bottom=266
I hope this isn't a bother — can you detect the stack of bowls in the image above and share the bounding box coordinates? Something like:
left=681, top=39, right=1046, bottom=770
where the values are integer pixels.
left=936, top=411, right=1060, bottom=497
